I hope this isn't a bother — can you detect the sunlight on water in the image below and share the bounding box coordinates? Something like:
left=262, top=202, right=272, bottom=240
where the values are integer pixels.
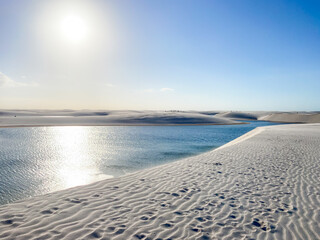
left=50, top=127, right=112, bottom=190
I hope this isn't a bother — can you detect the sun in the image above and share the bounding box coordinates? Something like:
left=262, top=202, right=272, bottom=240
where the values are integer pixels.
left=59, top=14, right=89, bottom=45
left=36, top=1, right=112, bottom=54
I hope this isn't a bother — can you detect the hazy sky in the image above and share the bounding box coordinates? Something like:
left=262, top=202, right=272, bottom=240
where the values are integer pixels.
left=0, top=0, right=320, bottom=110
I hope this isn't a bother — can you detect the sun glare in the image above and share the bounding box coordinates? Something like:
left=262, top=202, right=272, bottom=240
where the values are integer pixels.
left=36, top=1, right=114, bottom=59
left=59, top=14, right=89, bottom=44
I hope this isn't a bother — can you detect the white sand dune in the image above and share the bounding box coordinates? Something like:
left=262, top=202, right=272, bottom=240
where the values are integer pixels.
left=214, top=111, right=272, bottom=121
left=203, top=111, right=320, bottom=124
left=1, top=110, right=320, bottom=127
left=259, top=112, right=320, bottom=123
left=0, top=123, right=319, bottom=239
left=0, top=110, right=238, bottom=127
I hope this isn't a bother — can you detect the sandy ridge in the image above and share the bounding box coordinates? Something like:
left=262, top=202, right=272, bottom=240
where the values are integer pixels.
left=0, top=124, right=320, bottom=239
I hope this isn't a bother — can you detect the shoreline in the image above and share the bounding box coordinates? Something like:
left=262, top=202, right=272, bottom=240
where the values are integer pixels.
left=1, top=123, right=319, bottom=239
left=0, top=122, right=247, bottom=128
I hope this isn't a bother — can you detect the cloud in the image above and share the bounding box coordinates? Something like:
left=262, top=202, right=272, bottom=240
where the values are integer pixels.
left=143, top=88, right=155, bottom=93
left=160, top=88, right=174, bottom=92
left=0, top=72, right=38, bottom=88
left=104, top=83, right=114, bottom=88
left=142, top=88, right=175, bottom=93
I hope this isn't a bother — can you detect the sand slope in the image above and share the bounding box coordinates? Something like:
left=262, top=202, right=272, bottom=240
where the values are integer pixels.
left=0, top=124, right=319, bottom=239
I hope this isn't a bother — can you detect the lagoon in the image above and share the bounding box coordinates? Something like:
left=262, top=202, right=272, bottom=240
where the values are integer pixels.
left=0, top=121, right=280, bottom=205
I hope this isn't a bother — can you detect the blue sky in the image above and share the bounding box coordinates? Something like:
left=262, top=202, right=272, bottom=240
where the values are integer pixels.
left=0, top=0, right=319, bottom=110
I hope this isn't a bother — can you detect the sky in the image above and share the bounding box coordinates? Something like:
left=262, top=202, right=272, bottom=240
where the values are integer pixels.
left=0, top=0, right=320, bottom=111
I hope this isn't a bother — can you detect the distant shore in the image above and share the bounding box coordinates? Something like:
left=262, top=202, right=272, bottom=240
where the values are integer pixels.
left=0, top=123, right=319, bottom=239
left=0, top=110, right=319, bottom=127
left=0, top=122, right=247, bottom=128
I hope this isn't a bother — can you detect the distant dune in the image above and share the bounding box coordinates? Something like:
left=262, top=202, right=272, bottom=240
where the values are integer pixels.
left=259, top=112, right=320, bottom=123
left=0, top=110, right=320, bottom=127
left=0, top=110, right=239, bottom=127
left=214, top=111, right=270, bottom=120
left=214, top=111, right=320, bottom=123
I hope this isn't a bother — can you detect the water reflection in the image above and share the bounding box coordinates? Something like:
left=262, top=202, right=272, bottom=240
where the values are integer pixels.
left=50, top=127, right=111, bottom=189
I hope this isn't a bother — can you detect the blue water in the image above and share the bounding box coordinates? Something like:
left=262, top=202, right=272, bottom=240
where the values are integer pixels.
left=0, top=121, right=280, bottom=205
